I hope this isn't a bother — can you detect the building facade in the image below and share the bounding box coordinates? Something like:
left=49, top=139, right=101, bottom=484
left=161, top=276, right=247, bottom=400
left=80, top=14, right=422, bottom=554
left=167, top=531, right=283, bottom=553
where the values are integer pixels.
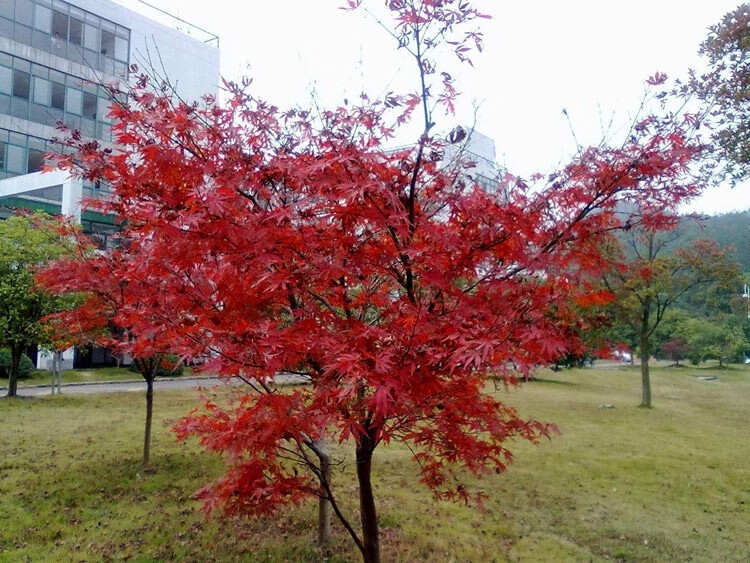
left=0, top=0, right=219, bottom=367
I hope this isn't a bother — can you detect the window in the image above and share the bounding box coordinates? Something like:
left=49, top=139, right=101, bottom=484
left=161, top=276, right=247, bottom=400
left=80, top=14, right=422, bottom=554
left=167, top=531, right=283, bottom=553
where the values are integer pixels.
left=65, top=86, right=81, bottom=114
left=100, top=29, right=114, bottom=56
left=6, top=144, right=24, bottom=174
left=0, top=66, right=10, bottom=95
left=12, top=69, right=30, bottom=99
left=82, top=91, right=96, bottom=120
left=114, top=36, right=128, bottom=61
left=15, top=0, right=34, bottom=27
left=27, top=148, right=44, bottom=173
left=34, top=5, right=52, bottom=33
left=97, top=96, right=110, bottom=122
left=83, top=23, right=97, bottom=50
left=0, top=141, right=5, bottom=170
left=32, top=76, right=48, bottom=104
left=50, top=81, right=64, bottom=109
left=68, top=16, right=82, bottom=45
left=51, top=10, right=67, bottom=39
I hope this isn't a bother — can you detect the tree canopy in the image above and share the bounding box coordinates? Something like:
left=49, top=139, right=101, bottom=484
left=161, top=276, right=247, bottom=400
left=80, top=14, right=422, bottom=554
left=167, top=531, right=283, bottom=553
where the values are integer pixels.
left=0, top=213, right=71, bottom=397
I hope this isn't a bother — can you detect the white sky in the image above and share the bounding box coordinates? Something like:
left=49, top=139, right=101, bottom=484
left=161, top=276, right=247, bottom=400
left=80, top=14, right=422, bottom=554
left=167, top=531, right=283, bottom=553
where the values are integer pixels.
left=121, top=0, right=750, bottom=215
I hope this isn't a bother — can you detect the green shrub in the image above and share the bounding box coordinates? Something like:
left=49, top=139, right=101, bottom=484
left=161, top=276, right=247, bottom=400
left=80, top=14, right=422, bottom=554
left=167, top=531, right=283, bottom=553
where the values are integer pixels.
left=0, top=348, right=36, bottom=379
left=128, top=354, right=184, bottom=377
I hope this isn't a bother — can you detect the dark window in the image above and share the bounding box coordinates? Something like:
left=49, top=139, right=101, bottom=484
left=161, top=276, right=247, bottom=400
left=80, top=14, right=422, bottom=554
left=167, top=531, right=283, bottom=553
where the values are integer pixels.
left=0, top=141, right=5, bottom=170
left=27, top=148, right=44, bottom=173
left=100, top=30, right=114, bottom=56
left=51, top=10, right=67, bottom=39
left=50, top=81, right=64, bottom=109
left=82, top=91, right=96, bottom=120
left=68, top=17, right=82, bottom=45
left=12, top=69, right=30, bottom=99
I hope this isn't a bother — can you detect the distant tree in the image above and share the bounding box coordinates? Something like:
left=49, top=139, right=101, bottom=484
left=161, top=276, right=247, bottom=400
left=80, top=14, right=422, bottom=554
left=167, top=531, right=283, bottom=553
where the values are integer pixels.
left=603, top=234, right=740, bottom=407
left=660, top=338, right=690, bottom=366
left=0, top=214, right=70, bottom=398
left=683, top=317, right=749, bottom=366
left=686, top=3, right=750, bottom=183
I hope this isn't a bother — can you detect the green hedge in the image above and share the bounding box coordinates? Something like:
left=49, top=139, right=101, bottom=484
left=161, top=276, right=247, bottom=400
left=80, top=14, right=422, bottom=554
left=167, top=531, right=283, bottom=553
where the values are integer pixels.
left=0, top=349, right=35, bottom=379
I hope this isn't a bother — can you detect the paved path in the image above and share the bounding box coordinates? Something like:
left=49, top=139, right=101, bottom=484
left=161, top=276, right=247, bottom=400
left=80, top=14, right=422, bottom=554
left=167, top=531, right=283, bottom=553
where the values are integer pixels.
left=5, top=374, right=306, bottom=398
left=5, top=362, right=640, bottom=398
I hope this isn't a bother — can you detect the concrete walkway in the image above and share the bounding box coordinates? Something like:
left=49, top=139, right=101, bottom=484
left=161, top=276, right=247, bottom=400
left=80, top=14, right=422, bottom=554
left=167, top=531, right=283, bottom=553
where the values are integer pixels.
left=4, top=374, right=307, bottom=398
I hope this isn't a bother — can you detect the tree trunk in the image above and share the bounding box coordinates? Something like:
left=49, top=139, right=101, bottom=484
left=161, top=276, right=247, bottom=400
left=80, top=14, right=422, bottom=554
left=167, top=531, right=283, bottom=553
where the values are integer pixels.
left=640, top=341, right=651, bottom=408
left=143, top=374, right=154, bottom=467
left=355, top=434, right=379, bottom=563
left=314, top=438, right=332, bottom=548
left=6, top=345, right=22, bottom=398
left=639, top=300, right=652, bottom=408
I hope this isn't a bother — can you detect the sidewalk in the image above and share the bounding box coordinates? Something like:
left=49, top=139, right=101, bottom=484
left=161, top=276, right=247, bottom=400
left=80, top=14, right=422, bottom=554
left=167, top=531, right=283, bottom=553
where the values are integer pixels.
left=2, top=373, right=306, bottom=397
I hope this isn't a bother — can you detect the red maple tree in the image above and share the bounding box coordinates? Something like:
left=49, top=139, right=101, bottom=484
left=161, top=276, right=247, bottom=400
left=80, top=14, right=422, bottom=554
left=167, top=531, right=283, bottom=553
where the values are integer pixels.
left=41, top=2, right=705, bottom=561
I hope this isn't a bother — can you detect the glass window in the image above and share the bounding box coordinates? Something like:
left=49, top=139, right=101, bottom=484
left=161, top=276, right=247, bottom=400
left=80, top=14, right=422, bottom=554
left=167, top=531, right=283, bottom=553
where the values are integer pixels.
left=0, top=16, right=13, bottom=40
left=68, top=16, right=82, bottom=45
left=50, top=81, right=64, bottom=109
left=0, top=66, right=11, bottom=95
left=0, top=141, right=5, bottom=170
left=12, top=69, right=30, bottom=99
left=15, top=0, right=34, bottom=27
left=83, top=23, right=97, bottom=50
left=66, top=86, right=81, bottom=114
left=13, top=57, right=30, bottom=73
left=34, top=4, right=51, bottom=33
left=114, top=36, right=128, bottom=62
left=27, top=148, right=44, bottom=173
left=100, top=30, right=114, bottom=56
left=6, top=144, right=24, bottom=174
left=82, top=91, right=96, bottom=120
left=51, top=10, right=67, bottom=39
left=0, top=0, right=13, bottom=23
left=32, top=76, right=48, bottom=104
left=14, top=23, right=31, bottom=44
left=97, top=96, right=110, bottom=122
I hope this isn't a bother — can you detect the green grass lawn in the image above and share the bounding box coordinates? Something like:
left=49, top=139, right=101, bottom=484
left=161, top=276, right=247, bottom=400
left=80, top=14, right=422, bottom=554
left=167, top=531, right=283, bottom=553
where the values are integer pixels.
left=6, top=366, right=196, bottom=387
left=0, top=364, right=748, bottom=561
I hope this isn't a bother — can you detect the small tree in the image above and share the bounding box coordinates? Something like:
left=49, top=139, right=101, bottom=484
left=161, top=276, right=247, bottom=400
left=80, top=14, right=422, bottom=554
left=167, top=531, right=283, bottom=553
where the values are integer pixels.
left=38, top=227, right=178, bottom=468
left=660, top=338, right=690, bottom=366
left=603, top=233, right=740, bottom=406
left=0, top=214, right=70, bottom=398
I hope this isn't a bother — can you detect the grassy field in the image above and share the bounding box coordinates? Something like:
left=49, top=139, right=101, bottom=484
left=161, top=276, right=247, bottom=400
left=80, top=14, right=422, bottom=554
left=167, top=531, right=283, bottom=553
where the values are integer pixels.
left=0, top=364, right=748, bottom=561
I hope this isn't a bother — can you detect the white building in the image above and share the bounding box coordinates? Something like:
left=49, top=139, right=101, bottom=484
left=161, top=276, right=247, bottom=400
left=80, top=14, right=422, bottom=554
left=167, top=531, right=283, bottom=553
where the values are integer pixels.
left=0, top=0, right=219, bottom=368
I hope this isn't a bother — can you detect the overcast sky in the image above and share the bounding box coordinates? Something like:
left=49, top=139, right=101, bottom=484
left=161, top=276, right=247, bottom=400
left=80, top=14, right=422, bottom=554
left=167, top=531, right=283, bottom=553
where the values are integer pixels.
left=121, top=0, right=750, bottom=215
